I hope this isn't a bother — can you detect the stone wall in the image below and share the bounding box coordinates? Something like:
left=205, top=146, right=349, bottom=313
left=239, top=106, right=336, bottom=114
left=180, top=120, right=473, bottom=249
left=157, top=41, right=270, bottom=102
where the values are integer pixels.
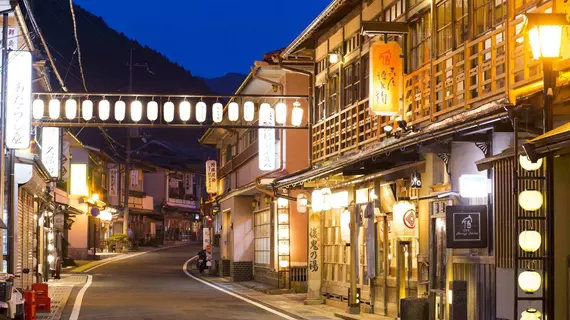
left=230, top=261, right=253, bottom=282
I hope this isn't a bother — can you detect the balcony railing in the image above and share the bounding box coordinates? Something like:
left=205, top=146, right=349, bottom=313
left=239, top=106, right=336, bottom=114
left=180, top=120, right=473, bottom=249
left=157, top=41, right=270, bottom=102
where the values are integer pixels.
left=311, top=2, right=559, bottom=163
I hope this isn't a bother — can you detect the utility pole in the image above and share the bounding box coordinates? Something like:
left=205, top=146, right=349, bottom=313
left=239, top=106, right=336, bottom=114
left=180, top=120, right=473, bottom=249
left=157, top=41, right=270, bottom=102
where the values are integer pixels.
left=123, top=48, right=133, bottom=236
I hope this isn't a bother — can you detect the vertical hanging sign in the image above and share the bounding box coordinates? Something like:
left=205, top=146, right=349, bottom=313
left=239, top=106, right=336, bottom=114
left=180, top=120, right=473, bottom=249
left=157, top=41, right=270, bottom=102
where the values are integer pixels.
left=41, top=127, right=60, bottom=178
left=206, top=160, right=217, bottom=194
left=6, top=51, right=32, bottom=149
left=369, top=42, right=402, bottom=116
left=258, top=104, right=276, bottom=171
left=109, top=168, right=118, bottom=197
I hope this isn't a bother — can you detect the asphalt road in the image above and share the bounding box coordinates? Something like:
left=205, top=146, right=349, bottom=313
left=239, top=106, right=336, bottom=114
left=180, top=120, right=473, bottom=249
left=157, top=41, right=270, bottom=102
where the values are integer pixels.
left=62, top=243, right=286, bottom=320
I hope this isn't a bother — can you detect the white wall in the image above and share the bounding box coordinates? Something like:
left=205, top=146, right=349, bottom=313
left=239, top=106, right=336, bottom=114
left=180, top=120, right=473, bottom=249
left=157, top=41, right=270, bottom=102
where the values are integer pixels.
left=68, top=214, right=88, bottom=249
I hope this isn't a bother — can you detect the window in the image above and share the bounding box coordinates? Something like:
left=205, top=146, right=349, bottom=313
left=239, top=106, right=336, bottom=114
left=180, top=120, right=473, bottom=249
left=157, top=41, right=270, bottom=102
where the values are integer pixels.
left=327, top=74, right=339, bottom=116
left=317, top=58, right=327, bottom=74
left=436, top=0, right=453, bottom=56
left=254, top=210, right=271, bottom=265
left=316, top=85, right=326, bottom=122
left=239, top=128, right=258, bottom=152
left=362, top=54, right=370, bottom=100
left=455, top=0, right=468, bottom=47
left=384, top=0, right=406, bottom=22
left=473, top=0, right=507, bottom=37
left=343, top=33, right=361, bottom=55
left=342, top=60, right=362, bottom=108
left=410, top=11, right=431, bottom=71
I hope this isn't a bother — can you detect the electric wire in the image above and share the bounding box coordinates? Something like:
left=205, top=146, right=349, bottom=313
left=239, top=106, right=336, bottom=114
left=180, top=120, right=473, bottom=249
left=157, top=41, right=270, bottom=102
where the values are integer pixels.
left=68, top=0, right=87, bottom=92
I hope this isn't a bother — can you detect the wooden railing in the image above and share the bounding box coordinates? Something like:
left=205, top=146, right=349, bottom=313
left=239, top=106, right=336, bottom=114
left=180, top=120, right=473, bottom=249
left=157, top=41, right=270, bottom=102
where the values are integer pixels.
left=311, top=3, right=558, bottom=163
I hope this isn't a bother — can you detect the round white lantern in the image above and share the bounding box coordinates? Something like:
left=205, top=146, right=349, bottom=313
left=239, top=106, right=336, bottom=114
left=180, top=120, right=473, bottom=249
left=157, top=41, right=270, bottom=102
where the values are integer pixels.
left=47, top=254, right=55, bottom=264
left=518, top=269, right=542, bottom=293
left=49, top=99, right=60, bottom=120
left=520, top=308, right=542, bottom=320
left=520, top=155, right=543, bottom=171
left=179, top=100, right=191, bottom=122
left=297, top=193, right=307, bottom=214
left=519, top=230, right=542, bottom=253
left=212, top=102, right=223, bottom=123
left=163, top=101, right=175, bottom=123
left=291, top=101, right=303, bottom=127
left=244, top=101, right=255, bottom=122
left=147, top=101, right=158, bottom=121
left=392, top=200, right=417, bottom=238
left=98, top=99, right=110, bottom=121
left=321, top=188, right=332, bottom=211
left=519, top=190, right=543, bottom=211
left=114, top=100, right=126, bottom=122
left=82, top=100, right=93, bottom=121
left=196, top=101, right=207, bottom=123
left=130, top=100, right=143, bottom=122
left=228, top=102, right=239, bottom=121
left=276, top=102, right=287, bottom=125
left=311, top=189, right=324, bottom=212
left=65, top=99, right=77, bottom=120
left=99, top=210, right=113, bottom=221
left=32, top=99, right=44, bottom=120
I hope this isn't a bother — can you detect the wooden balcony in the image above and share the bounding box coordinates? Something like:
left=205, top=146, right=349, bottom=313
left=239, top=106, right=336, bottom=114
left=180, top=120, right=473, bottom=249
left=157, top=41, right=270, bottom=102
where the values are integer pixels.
left=218, top=141, right=259, bottom=178
left=311, top=2, right=561, bottom=164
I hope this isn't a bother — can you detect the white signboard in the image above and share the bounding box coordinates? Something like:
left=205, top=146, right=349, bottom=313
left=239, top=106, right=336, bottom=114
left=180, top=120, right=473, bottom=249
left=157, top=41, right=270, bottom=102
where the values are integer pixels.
left=205, top=160, right=217, bottom=194
left=258, top=105, right=276, bottom=171
left=184, top=173, right=194, bottom=195
left=203, top=228, right=211, bottom=249
left=109, top=168, right=118, bottom=196
left=6, top=51, right=32, bottom=149
left=41, top=127, right=60, bottom=178
left=54, top=213, right=65, bottom=230
left=130, top=169, right=139, bottom=187
left=0, top=1, right=13, bottom=13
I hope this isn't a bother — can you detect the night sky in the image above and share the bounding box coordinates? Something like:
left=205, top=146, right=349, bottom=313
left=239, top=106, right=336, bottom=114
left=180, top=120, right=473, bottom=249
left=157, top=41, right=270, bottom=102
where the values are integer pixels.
left=74, top=0, right=331, bottom=78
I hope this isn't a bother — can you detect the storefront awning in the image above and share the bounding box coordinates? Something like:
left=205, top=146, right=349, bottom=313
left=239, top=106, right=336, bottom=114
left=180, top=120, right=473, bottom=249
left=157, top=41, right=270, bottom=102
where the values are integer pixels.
left=522, top=121, right=570, bottom=162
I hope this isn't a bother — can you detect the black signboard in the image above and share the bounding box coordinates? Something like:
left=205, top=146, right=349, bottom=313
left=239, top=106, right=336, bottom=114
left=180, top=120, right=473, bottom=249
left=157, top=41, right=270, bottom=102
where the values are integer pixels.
left=446, top=205, right=488, bottom=248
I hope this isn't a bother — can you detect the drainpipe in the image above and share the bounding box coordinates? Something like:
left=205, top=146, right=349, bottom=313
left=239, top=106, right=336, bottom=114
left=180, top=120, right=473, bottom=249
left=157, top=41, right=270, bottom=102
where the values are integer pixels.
left=251, top=64, right=283, bottom=93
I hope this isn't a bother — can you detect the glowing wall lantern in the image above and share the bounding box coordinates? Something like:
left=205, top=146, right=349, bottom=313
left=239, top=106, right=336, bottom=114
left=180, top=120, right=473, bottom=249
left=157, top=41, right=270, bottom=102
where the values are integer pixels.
left=369, top=42, right=401, bottom=116
left=278, top=240, right=290, bottom=255
left=321, top=188, right=332, bottom=211
left=519, top=190, right=543, bottom=211
left=258, top=103, right=276, bottom=171
left=291, top=101, right=303, bottom=127
left=520, top=308, right=542, bottom=320
left=228, top=102, right=239, bottom=121
left=70, top=163, right=89, bottom=196
left=518, top=269, right=542, bottom=293
left=392, top=200, right=416, bottom=238
left=311, top=189, right=324, bottom=212
left=65, top=99, right=77, bottom=120
left=49, top=99, right=60, bottom=120
left=147, top=101, right=158, bottom=121
left=32, top=99, right=44, bottom=120
left=130, top=100, right=143, bottom=122
left=526, top=13, right=568, bottom=60
left=212, top=102, right=223, bottom=123
left=278, top=225, right=289, bottom=239
left=244, top=101, right=254, bottom=122
left=279, top=257, right=289, bottom=268
left=277, top=197, right=289, bottom=209
left=518, top=230, right=542, bottom=253
left=114, top=100, right=126, bottom=122
left=519, top=155, right=543, bottom=171
left=275, top=102, right=287, bottom=125
left=99, top=210, right=113, bottom=221
left=340, top=209, right=351, bottom=243
left=179, top=100, right=191, bottom=122
left=297, top=193, right=307, bottom=214
left=47, top=254, right=54, bottom=264
left=164, top=101, right=175, bottom=123
left=98, top=99, right=110, bottom=121
left=196, top=101, right=207, bottom=123
left=82, top=100, right=93, bottom=121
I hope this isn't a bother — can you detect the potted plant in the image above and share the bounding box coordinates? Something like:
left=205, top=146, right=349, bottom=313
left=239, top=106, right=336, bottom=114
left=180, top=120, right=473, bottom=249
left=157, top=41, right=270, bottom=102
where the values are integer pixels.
left=108, top=233, right=131, bottom=253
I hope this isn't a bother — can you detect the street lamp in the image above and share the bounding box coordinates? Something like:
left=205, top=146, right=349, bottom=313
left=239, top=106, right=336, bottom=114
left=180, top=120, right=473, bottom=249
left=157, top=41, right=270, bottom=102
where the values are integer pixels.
left=526, top=13, right=568, bottom=60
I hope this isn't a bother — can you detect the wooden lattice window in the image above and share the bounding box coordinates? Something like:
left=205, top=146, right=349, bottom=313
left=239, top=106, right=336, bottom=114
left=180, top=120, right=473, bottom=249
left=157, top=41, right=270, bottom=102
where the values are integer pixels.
left=436, top=0, right=453, bottom=56
left=316, top=85, right=326, bottom=122
left=362, top=54, right=370, bottom=101
left=327, top=74, right=339, bottom=117
left=473, top=0, right=507, bottom=37
left=254, top=210, right=271, bottom=266
left=410, top=11, right=431, bottom=71
left=454, top=0, right=468, bottom=47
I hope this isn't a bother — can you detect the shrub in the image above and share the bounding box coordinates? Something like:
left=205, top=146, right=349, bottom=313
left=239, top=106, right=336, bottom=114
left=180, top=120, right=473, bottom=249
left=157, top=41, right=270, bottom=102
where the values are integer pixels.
left=108, top=233, right=131, bottom=249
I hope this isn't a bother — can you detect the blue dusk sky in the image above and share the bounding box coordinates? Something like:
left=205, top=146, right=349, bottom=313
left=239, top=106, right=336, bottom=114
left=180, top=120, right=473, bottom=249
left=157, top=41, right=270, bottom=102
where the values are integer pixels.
left=74, top=0, right=331, bottom=78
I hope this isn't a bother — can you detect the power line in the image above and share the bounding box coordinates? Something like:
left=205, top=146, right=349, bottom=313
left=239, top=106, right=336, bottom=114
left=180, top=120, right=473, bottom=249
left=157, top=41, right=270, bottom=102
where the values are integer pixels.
left=68, top=0, right=87, bottom=92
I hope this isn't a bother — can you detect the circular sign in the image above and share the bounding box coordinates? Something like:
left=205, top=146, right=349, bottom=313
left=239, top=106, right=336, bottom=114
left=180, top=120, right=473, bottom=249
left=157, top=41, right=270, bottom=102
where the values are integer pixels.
left=403, top=209, right=416, bottom=229
left=90, top=207, right=100, bottom=217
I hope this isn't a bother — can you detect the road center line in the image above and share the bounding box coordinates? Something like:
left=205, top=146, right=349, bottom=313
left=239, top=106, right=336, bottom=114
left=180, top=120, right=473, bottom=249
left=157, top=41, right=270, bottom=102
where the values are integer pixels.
left=182, top=257, right=298, bottom=320
left=69, top=274, right=93, bottom=320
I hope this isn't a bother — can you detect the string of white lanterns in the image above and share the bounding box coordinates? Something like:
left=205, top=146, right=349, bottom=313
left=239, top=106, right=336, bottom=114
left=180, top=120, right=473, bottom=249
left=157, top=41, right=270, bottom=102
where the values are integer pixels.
left=32, top=97, right=304, bottom=126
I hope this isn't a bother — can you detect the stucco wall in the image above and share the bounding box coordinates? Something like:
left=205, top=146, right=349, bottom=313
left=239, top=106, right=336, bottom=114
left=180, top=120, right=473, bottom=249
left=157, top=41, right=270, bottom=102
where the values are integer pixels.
left=68, top=213, right=88, bottom=250
left=144, top=170, right=166, bottom=203
left=289, top=190, right=307, bottom=266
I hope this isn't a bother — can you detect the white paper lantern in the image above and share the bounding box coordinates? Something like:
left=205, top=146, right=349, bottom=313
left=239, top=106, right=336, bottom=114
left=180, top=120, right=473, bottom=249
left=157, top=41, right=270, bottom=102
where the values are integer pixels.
left=147, top=101, right=158, bottom=121
left=518, top=269, right=542, bottom=293
left=196, top=101, right=207, bottom=123
left=276, top=102, right=287, bottom=125
left=130, top=100, right=143, bottom=122
left=228, top=102, right=239, bottom=121
left=47, top=254, right=54, bottom=264
left=392, top=200, right=417, bottom=238
left=114, top=100, right=126, bottom=122
left=292, top=101, right=303, bottom=127
left=244, top=101, right=255, bottom=122
left=65, top=99, right=77, bottom=120
left=520, top=155, right=543, bottom=171
left=519, top=190, right=543, bottom=211
left=49, top=99, right=60, bottom=120
left=212, top=102, right=223, bottom=123
left=311, top=190, right=324, bottom=212
left=297, top=193, right=307, bottom=214
left=520, top=308, right=542, bottom=320
left=82, top=100, right=93, bottom=121
left=164, top=101, right=175, bottom=123
left=321, top=188, right=332, bottom=211
left=98, top=99, right=110, bottom=121
left=32, top=99, right=44, bottom=120
left=179, top=100, right=191, bottom=122
left=519, top=230, right=542, bottom=253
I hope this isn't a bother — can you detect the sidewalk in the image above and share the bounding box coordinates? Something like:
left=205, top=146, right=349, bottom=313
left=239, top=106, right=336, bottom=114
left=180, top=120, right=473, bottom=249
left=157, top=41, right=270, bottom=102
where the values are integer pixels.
left=36, top=274, right=88, bottom=320
left=189, top=270, right=394, bottom=320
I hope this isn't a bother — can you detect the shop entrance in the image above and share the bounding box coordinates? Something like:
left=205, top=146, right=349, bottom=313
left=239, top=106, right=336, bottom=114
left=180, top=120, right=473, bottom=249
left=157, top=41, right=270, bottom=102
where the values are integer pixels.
left=429, top=198, right=450, bottom=320
left=395, top=240, right=413, bottom=316
left=222, top=210, right=232, bottom=260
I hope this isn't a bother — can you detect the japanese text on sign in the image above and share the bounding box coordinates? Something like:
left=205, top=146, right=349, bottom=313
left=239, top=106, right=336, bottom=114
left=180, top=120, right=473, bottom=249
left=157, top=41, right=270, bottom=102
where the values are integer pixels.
left=206, top=160, right=217, bottom=194
left=309, top=227, right=319, bottom=272
left=109, top=168, right=118, bottom=196
left=258, top=104, right=277, bottom=171
left=41, top=127, right=60, bottom=178
left=6, top=51, right=32, bottom=150
left=369, top=42, right=401, bottom=116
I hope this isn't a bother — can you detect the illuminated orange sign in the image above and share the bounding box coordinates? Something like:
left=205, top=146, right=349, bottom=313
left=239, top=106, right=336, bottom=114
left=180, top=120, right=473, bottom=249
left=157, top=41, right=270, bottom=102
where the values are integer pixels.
left=370, top=42, right=402, bottom=116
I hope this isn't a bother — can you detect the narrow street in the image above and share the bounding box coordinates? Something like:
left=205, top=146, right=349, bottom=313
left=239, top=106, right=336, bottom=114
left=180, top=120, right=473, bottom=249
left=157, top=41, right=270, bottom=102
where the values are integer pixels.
left=60, top=244, right=288, bottom=320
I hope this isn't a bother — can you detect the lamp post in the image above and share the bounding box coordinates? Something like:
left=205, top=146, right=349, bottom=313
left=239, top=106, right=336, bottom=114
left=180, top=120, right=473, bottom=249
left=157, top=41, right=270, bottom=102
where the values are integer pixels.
left=522, top=12, right=570, bottom=319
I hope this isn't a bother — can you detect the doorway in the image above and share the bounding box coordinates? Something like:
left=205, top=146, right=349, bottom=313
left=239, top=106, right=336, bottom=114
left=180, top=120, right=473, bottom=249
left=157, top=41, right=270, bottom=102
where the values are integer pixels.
left=222, top=210, right=232, bottom=260
left=429, top=198, right=451, bottom=320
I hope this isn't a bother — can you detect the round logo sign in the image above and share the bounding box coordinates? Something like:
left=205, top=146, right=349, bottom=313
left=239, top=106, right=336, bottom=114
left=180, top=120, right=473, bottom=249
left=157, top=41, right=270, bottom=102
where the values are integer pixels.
left=403, top=209, right=416, bottom=229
